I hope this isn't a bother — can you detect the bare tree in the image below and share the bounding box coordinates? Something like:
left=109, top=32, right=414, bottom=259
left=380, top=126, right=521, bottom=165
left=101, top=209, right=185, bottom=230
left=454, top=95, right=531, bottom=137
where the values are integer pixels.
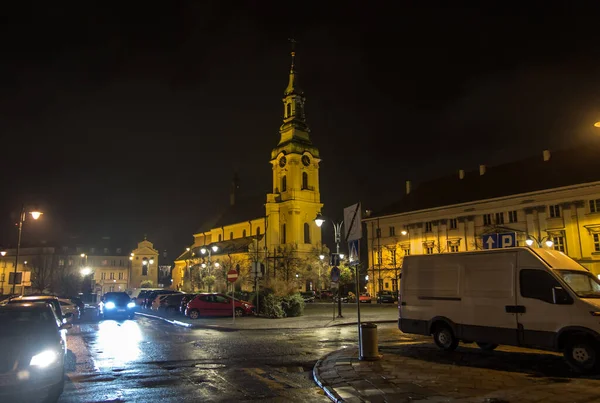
left=30, top=254, right=54, bottom=293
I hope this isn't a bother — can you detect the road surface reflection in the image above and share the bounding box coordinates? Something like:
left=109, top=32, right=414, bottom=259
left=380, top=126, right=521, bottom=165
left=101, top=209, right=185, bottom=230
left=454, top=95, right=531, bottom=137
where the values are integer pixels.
left=94, top=319, right=142, bottom=369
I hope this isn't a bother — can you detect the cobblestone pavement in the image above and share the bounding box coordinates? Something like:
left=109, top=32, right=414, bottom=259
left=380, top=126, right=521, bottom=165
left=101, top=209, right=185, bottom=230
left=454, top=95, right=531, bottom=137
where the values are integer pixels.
left=314, top=338, right=600, bottom=403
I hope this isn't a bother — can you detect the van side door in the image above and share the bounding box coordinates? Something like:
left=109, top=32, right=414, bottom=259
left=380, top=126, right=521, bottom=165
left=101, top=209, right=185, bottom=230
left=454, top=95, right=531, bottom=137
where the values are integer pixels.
left=516, top=268, right=573, bottom=349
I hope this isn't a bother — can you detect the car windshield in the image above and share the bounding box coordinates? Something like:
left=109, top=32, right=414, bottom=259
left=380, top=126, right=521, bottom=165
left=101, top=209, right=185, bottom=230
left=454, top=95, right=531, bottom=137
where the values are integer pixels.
left=0, top=308, right=58, bottom=336
left=557, top=270, right=600, bottom=298
left=104, top=293, right=131, bottom=303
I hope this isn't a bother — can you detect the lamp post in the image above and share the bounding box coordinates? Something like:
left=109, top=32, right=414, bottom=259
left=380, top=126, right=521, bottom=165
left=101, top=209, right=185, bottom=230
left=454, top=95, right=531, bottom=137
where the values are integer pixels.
left=11, top=206, right=42, bottom=295
left=315, top=213, right=345, bottom=318
left=0, top=249, right=6, bottom=294
left=318, top=253, right=325, bottom=294
left=200, top=245, right=219, bottom=292
left=525, top=234, right=554, bottom=248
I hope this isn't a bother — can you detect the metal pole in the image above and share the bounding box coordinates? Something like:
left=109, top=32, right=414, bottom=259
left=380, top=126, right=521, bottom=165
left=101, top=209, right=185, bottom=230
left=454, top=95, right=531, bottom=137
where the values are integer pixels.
left=355, top=261, right=362, bottom=358
left=232, top=282, right=235, bottom=323
left=335, top=222, right=343, bottom=318
left=12, top=205, right=24, bottom=295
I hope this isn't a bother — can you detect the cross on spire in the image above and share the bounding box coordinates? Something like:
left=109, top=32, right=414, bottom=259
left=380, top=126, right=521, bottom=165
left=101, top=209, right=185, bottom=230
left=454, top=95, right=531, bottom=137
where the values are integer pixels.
left=288, top=38, right=298, bottom=72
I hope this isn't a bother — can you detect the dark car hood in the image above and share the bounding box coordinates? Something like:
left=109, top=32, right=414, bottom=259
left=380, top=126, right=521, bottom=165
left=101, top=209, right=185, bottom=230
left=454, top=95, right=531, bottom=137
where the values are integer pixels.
left=0, top=332, right=60, bottom=373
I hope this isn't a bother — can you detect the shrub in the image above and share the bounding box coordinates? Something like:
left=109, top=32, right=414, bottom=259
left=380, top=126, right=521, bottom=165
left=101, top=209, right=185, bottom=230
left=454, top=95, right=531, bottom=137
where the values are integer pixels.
left=281, top=293, right=305, bottom=317
left=263, top=293, right=285, bottom=318
left=140, top=280, right=154, bottom=288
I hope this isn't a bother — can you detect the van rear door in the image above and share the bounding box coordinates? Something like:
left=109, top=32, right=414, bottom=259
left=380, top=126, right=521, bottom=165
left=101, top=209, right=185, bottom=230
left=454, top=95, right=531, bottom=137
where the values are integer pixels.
left=460, top=251, right=519, bottom=345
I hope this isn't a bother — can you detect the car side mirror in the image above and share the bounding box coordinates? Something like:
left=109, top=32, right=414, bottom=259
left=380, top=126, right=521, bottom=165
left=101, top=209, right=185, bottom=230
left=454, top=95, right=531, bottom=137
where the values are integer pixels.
left=552, top=286, right=573, bottom=305
left=60, top=323, right=72, bottom=330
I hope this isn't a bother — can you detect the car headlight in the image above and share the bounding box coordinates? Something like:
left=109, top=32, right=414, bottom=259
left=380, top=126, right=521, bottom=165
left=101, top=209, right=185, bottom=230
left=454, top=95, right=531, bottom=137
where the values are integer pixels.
left=127, top=302, right=135, bottom=308
left=243, top=304, right=249, bottom=308
left=30, top=350, right=59, bottom=368
left=105, top=302, right=115, bottom=309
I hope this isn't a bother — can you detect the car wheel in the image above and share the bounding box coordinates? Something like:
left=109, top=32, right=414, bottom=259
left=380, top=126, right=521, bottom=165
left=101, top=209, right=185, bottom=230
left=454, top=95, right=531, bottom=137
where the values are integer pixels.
left=433, top=324, right=459, bottom=351
left=476, top=342, right=498, bottom=351
left=564, top=337, right=599, bottom=373
left=188, top=309, right=200, bottom=320
left=44, top=373, right=64, bottom=403
left=235, top=308, right=244, bottom=317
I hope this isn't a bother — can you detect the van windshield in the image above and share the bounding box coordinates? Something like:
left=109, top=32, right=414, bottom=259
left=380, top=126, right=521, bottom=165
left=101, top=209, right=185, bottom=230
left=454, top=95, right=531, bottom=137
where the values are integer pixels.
left=557, top=270, right=600, bottom=298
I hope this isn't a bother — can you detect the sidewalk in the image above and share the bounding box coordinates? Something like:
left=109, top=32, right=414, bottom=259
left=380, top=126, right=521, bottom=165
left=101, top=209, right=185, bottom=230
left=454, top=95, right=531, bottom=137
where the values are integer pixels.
left=313, top=342, right=600, bottom=403
left=135, top=303, right=397, bottom=331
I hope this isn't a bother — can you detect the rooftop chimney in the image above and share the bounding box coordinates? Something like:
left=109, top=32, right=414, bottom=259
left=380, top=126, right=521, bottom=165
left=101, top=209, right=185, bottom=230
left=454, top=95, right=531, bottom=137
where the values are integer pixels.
left=479, top=164, right=486, bottom=176
left=459, top=169, right=465, bottom=179
left=543, top=150, right=551, bottom=161
left=406, top=180, right=411, bottom=195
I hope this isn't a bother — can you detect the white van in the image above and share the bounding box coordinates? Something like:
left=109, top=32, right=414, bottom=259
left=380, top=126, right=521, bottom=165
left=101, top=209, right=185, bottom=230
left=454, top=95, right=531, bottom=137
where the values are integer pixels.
left=399, top=247, right=600, bottom=373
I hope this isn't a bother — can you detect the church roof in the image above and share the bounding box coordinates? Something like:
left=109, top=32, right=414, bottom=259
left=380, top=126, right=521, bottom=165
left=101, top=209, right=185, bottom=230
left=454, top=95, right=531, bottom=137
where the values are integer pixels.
left=194, top=194, right=266, bottom=234
left=369, top=142, right=600, bottom=219
left=175, top=235, right=264, bottom=262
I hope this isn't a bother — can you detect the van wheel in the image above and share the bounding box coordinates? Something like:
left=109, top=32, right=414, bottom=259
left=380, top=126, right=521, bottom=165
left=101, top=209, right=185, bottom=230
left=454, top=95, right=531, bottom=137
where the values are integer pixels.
left=433, top=324, right=458, bottom=351
left=564, top=337, right=599, bottom=373
left=476, top=342, right=498, bottom=351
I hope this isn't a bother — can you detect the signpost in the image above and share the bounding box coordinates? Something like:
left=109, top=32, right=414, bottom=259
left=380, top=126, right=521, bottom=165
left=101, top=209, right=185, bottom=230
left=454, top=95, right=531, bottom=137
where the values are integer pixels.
left=482, top=232, right=517, bottom=249
left=227, top=269, right=238, bottom=323
left=344, top=202, right=363, bottom=357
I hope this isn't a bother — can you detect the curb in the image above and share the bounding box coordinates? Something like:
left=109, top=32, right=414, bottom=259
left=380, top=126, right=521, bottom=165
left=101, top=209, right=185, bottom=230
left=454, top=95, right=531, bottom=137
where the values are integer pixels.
left=135, top=311, right=397, bottom=332
left=313, top=350, right=350, bottom=403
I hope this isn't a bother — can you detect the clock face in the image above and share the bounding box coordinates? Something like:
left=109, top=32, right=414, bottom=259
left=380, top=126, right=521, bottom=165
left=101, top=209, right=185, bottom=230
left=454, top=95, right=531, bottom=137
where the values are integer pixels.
left=279, top=156, right=287, bottom=168
left=302, top=155, right=311, bottom=166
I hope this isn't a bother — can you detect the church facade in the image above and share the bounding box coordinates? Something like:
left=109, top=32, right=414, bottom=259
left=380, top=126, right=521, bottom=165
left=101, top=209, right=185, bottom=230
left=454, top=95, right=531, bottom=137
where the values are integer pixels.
left=172, top=49, right=324, bottom=293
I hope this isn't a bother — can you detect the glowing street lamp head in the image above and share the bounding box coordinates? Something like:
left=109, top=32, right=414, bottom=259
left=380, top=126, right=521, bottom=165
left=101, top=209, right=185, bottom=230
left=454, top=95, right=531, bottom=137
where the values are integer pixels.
left=314, top=214, right=325, bottom=228
left=0, top=250, right=6, bottom=257
left=339, top=253, right=345, bottom=259
left=131, top=253, right=134, bottom=257
left=201, top=263, right=207, bottom=268
left=211, top=245, right=219, bottom=253
left=80, top=267, right=92, bottom=276
left=365, top=275, right=369, bottom=281
left=30, top=211, right=42, bottom=220
left=401, top=230, right=408, bottom=236
left=319, top=254, right=325, bottom=260
left=149, top=258, right=154, bottom=264
left=142, top=258, right=148, bottom=266
left=594, top=122, right=600, bottom=128
left=186, top=247, right=190, bottom=252
left=525, top=239, right=534, bottom=246
left=214, top=262, right=220, bottom=268
left=80, top=253, right=86, bottom=258
left=200, top=248, right=207, bottom=255
left=129, top=256, right=133, bottom=261
left=545, top=240, right=554, bottom=248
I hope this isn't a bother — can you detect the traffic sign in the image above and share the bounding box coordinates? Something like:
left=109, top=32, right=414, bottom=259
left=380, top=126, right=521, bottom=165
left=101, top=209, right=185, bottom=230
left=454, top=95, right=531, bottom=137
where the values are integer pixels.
left=227, top=269, right=239, bottom=283
left=348, top=239, right=360, bottom=266
left=482, top=232, right=516, bottom=249
left=344, top=203, right=362, bottom=242
left=331, top=266, right=340, bottom=282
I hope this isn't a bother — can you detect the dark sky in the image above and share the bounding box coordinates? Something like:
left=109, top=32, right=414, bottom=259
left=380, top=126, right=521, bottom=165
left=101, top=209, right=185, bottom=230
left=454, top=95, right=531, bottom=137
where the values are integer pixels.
left=2, top=1, right=600, bottom=258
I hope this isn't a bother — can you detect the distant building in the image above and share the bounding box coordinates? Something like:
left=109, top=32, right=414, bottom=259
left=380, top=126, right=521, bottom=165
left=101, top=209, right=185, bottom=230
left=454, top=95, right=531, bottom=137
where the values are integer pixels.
left=172, top=48, right=324, bottom=293
left=363, top=146, right=600, bottom=298
left=0, top=236, right=158, bottom=296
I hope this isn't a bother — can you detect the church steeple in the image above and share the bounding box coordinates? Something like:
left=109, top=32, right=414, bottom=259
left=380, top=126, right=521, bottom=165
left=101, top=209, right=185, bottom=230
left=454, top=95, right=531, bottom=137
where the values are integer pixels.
left=278, top=39, right=311, bottom=146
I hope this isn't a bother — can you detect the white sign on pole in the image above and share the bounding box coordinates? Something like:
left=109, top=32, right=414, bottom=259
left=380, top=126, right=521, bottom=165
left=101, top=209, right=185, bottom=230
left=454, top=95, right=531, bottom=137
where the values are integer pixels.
left=344, top=203, right=362, bottom=242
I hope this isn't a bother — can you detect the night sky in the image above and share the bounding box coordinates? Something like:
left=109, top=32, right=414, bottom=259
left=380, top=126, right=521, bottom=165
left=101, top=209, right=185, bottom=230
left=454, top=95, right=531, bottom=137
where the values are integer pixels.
left=2, top=2, right=600, bottom=258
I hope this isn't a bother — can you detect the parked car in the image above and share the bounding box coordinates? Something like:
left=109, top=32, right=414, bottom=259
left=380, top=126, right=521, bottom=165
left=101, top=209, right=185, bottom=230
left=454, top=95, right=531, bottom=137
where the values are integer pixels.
left=5, top=295, right=70, bottom=323
left=59, top=296, right=84, bottom=314
left=58, top=298, right=81, bottom=321
left=160, top=293, right=187, bottom=314
left=333, top=295, right=349, bottom=303
left=185, top=293, right=255, bottom=319
left=359, top=293, right=372, bottom=303
left=143, top=290, right=179, bottom=309
left=377, top=291, right=396, bottom=304
left=98, top=292, right=136, bottom=319
left=179, top=294, right=197, bottom=314
left=300, top=291, right=315, bottom=303
left=0, top=303, right=71, bottom=402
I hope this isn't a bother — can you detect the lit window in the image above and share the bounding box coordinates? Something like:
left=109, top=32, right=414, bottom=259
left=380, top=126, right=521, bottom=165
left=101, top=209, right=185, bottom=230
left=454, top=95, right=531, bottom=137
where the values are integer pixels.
left=553, top=236, right=565, bottom=253
left=549, top=205, right=561, bottom=218
left=425, top=247, right=433, bottom=255
left=448, top=243, right=459, bottom=253
left=403, top=249, right=410, bottom=256
left=594, top=234, right=600, bottom=252
left=101, top=272, right=106, bottom=280
left=119, top=272, right=124, bottom=280
left=110, top=272, right=115, bottom=280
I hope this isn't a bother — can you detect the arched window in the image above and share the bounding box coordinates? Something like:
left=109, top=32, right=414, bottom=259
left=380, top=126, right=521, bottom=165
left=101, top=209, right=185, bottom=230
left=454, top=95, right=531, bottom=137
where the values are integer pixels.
left=218, top=234, right=222, bottom=242
left=256, top=227, right=260, bottom=236
left=243, top=229, right=247, bottom=237
left=286, top=103, right=292, bottom=117
left=302, top=172, right=308, bottom=189
left=304, top=223, right=311, bottom=244
left=281, top=176, right=287, bottom=192
left=230, top=232, right=234, bottom=240
left=281, top=224, right=286, bottom=244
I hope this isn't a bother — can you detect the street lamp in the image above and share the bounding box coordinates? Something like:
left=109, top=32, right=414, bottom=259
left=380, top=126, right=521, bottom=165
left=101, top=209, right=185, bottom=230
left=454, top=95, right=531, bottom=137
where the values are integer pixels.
left=200, top=245, right=219, bottom=292
left=594, top=122, right=600, bottom=128
left=80, top=267, right=92, bottom=276
left=0, top=250, right=6, bottom=257
left=315, top=212, right=344, bottom=318
left=525, top=234, right=554, bottom=248
left=11, top=205, right=42, bottom=295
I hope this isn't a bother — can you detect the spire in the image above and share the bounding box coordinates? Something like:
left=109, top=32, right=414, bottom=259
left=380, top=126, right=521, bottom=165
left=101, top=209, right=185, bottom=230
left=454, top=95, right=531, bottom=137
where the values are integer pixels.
left=285, top=38, right=302, bottom=96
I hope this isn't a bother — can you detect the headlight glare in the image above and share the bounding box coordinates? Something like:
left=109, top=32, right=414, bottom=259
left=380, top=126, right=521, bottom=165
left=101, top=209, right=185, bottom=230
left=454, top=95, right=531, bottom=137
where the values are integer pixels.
left=30, top=350, right=59, bottom=368
left=127, top=302, right=135, bottom=308
left=105, top=302, right=115, bottom=309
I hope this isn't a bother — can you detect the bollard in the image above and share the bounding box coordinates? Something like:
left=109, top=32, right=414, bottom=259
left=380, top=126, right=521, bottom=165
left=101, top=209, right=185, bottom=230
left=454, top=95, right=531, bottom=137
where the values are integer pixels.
left=359, top=322, right=382, bottom=361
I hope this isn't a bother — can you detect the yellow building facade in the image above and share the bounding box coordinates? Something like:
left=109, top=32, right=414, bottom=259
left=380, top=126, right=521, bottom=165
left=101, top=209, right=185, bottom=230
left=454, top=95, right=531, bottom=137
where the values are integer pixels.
left=363, top=147, right=600, bottom=298
left=173, top=49, right=324, bottom=292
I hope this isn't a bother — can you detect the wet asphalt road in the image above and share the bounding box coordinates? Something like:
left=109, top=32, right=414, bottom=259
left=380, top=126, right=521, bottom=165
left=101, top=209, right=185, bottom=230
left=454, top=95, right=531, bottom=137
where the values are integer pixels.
left=58, top=311, right=408, bottom=403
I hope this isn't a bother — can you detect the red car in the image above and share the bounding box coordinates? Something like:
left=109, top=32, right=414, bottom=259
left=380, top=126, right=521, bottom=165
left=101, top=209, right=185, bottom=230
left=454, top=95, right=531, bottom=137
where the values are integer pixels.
left=185, top=293, right=255, bottom=319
